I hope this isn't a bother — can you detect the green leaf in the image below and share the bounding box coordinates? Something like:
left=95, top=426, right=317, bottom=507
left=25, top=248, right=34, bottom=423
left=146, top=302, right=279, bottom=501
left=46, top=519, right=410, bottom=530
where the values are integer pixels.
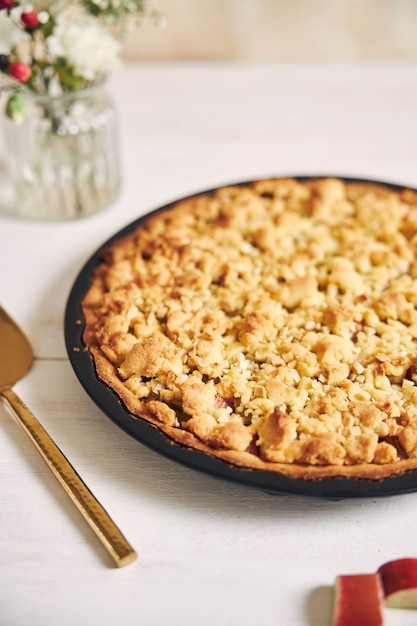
left=5, top=92, right=26, bottom=124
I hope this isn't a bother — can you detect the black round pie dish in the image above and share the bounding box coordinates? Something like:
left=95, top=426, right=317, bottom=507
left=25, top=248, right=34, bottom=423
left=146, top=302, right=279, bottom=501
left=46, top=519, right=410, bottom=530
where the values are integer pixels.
left=64, top=175, right=417, bottom=498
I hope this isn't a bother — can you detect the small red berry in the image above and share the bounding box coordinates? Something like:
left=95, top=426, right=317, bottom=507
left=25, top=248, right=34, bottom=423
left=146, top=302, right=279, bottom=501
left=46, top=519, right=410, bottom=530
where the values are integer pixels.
left=10, top=61, right=32, bottom=83
left=21, top=11, right=39, bottom=29
left=0, top=0, right=14, bottom=8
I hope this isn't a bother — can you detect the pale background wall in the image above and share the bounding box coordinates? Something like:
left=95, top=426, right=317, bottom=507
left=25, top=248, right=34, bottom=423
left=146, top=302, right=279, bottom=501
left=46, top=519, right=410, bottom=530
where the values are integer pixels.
left=122, top=0, right=417, bottom=62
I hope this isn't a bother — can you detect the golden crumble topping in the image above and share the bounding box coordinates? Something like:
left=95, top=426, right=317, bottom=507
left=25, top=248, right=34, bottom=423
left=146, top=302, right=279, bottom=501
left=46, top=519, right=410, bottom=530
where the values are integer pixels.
left=82, top=177, right=417, bottom=479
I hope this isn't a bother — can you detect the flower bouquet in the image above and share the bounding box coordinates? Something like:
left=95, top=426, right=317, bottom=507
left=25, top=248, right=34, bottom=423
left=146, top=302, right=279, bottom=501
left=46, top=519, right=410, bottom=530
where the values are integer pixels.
left=0, top=0, right=159, bottom=220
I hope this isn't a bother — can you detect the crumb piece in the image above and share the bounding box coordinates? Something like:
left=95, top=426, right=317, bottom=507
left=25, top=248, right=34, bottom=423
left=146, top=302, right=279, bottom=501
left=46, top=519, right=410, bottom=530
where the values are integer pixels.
left=207, top=421, right=252, bottom=451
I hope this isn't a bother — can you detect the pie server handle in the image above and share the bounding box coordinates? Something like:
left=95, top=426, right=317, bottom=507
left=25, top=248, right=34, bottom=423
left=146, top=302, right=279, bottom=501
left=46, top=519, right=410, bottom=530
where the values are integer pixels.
left=1, top=386, right=137, bottom=568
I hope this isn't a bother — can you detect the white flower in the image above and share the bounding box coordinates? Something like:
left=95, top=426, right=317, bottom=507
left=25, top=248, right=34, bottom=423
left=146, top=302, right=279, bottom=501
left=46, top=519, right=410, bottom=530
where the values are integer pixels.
left=47, top=20, right=121, bottom=80
left=0, top=10, right=29, bottom=54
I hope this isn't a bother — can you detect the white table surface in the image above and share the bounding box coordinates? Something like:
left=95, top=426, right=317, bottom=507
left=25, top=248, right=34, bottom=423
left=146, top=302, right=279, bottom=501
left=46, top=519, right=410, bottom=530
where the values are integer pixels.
left=2, top=62, right=417, bottom=626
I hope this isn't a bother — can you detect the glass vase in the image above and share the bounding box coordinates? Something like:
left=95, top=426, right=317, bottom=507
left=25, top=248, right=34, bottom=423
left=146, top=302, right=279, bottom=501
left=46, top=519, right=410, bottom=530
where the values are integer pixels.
left=2, top=83, right=120, bottom=221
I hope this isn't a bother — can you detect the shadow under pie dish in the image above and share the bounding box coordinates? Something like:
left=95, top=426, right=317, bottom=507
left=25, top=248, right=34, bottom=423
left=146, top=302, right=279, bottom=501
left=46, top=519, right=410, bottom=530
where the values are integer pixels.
left=65, top=176, right=417, bottom=497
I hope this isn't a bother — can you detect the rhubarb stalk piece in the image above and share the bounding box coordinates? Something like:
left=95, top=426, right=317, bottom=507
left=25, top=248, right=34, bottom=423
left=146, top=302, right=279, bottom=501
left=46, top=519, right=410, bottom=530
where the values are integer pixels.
left=378, top=558, right=417, bottom=609
left=332, top=573, right=384, bottom=626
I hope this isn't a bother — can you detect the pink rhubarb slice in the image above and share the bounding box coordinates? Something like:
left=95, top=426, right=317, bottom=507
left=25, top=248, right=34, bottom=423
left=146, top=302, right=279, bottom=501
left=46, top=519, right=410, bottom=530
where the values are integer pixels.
left=378, top=558, right=417, bottom=609
left=332, top=573, right=384, bottom=626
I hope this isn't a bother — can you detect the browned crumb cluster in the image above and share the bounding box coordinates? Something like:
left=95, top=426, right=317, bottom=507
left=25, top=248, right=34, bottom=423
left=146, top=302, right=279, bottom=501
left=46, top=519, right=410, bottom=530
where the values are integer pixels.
left=82, top=177, right=417, bottom=479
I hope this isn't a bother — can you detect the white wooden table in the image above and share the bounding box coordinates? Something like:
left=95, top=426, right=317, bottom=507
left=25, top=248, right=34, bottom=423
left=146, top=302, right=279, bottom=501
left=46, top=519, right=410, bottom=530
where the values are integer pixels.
left=1, top=62, right=417, bottom=626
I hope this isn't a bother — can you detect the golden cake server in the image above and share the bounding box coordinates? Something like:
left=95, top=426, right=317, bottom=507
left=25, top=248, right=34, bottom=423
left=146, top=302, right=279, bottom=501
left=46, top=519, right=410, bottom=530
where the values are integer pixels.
left=0, top=305, right=137, bottom=567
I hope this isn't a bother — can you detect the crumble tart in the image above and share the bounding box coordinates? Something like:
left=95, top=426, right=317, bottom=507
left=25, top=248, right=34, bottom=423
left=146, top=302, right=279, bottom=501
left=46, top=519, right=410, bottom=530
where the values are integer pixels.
left=81, top=177, right=417, bottom=480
